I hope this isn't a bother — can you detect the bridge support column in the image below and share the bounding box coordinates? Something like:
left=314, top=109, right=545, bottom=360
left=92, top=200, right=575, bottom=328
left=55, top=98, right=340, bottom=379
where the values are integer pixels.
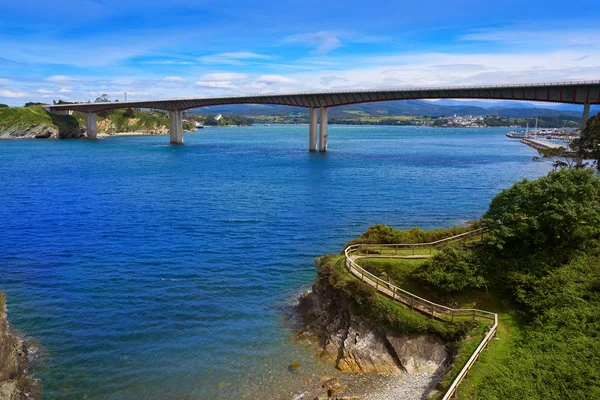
left=169, top=110, right=184, bottom=145
left=85, top=113, right=97, bottom=139
left=582, top=102, right=591, bottom=130
left=319, top=107, right=328, bottom=152
left=577, top=102, right=591, bottom=167
left=309, top=107, right=318, bottom=151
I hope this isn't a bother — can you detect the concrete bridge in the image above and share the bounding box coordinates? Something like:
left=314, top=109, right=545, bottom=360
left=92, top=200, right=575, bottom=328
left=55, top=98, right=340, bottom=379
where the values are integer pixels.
left=45, top=80, right=600, bottom=150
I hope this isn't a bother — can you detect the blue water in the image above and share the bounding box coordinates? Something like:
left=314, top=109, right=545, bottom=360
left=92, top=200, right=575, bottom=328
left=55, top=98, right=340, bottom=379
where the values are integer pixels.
left=0, top=125, right=551, bottom=399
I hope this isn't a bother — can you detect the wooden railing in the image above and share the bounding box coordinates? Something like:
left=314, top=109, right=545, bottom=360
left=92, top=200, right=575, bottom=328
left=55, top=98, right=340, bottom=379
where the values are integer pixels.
left=343, top=229, right=497, bottom=399
left=355, top=228, right=485, bottom=258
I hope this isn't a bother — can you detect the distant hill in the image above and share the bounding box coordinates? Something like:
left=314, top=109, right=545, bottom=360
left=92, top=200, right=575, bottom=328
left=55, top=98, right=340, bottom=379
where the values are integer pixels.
left=188, top=100, right=596, bottom=119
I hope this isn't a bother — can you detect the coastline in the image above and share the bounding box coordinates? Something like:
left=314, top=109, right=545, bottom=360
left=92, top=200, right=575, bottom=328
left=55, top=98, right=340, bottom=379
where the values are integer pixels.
left=284, top=257, right=451, bottom=400
left=0, top=293, right=40, bottom=400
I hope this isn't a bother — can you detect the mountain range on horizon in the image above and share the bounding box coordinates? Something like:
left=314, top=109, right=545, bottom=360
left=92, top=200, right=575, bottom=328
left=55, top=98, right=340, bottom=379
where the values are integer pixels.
left=188, top=100, right=600, bottom=119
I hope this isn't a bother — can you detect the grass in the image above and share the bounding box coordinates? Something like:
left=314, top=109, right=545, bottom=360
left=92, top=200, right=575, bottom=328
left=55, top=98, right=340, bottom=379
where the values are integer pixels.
left=321, top=254, right=483, bottom=342
left=0, top=106, right=81, bottom=134
left=0, top=106, right=54, bottom=127
left=450, top=311, right=524, bottom=399
left=0, top=106, right=178, bottom=136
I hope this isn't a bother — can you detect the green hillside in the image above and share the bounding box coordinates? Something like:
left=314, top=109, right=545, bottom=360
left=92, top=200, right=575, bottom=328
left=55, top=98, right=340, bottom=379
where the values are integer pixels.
left=328, top=169, right=600, bottom=399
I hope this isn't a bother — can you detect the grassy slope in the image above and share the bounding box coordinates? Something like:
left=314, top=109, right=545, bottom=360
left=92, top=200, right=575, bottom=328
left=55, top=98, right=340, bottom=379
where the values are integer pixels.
left=355, top=256, right=506, bottom=398
left=322, top=255, right=482, bottom=342
left=355, top=248, right=600, bottom=399
left=0, top=106, right=80, bottom=133
left=0, top=106, right=193, bottom=136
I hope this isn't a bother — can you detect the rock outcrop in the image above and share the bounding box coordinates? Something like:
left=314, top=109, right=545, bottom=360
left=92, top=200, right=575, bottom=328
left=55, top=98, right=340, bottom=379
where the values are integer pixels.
left=295, top=273, right=449, bottom=376
left=0, top=294, right=39, bottom=400
left=0, top=123, right=84, bottom=140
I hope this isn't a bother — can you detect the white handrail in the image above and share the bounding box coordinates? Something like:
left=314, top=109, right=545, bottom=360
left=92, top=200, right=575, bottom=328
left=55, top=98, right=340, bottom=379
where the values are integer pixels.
left=343, top=229, right=498, bottom=399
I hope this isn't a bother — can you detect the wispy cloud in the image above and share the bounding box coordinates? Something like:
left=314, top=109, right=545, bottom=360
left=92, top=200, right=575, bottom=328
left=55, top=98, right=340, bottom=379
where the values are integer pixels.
left=460, top=28, right=600, bottom=47
left=197, top=51, right=272, bottom=65
left=200, top=73, right=248, bottom=81
left=256, top=75, right=297, bottom=85
left=283, top=31, right=342, bottom=54
left=194, top=72, right=249, bottom=90
left=46, top=75, right=74, bottom=83
left=195, top=81, right=238, bottom=89
left=0, top=89, right=27, bottom=98
left=142, top=59, right=194, bottom=65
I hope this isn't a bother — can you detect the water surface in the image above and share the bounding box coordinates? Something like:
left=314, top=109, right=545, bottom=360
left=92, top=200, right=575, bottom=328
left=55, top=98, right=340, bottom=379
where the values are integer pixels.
left=0, top=125, right=551, bottom=399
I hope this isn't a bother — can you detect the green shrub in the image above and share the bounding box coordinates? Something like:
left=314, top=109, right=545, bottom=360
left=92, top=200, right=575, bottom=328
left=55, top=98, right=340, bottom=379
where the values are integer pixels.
left=345, top=224, right=476, bottom=247
left=413, top=247, right=487, bottom=293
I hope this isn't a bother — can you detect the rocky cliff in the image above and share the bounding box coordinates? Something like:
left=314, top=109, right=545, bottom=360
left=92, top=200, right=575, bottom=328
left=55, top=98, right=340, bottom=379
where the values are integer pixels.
left=0, top=293, right=39, bottom=400
left=295, top=266, right=451, bottom=378
left=0, top=123, right=83, bottom=139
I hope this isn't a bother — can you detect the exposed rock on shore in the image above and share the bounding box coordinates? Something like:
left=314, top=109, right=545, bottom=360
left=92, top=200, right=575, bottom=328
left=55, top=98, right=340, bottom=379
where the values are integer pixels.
left=0, top=123, right=83, bottom=140
left=0, top=294, right=39, bottom=400
left=295, top=270, right=449, bottom=377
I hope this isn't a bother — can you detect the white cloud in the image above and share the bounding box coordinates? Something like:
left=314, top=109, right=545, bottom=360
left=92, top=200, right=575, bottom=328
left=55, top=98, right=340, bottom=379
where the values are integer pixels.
left=460, top=28, right=600, bottom=47
left=164, top=76, right=187, bottom=82
left=256, top=75, right=297, bottom=85
left=47, top=75, right=73, bottom=83
left=195, top=81, right=238, bottom=89
left=283, top=31, right=342, bottom=54
left=142, top=60, right=194, bottom=65
left=198, top=52, right=272, bottom=65
left=200, top=73, right=248, bottom=81
left=0, top=89, right=27, bottom=98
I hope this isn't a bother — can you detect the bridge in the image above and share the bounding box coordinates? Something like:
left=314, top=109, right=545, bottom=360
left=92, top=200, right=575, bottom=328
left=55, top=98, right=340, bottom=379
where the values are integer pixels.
left=45, top=80, right=600, bottom=150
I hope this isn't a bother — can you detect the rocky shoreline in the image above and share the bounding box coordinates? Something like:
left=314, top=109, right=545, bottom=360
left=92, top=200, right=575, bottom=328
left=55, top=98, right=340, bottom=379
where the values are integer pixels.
left=0, top=294, right=39, bottom=400
left=0, top=123, right=84, bottom=140
left=290, top=266, right=453, bottom=400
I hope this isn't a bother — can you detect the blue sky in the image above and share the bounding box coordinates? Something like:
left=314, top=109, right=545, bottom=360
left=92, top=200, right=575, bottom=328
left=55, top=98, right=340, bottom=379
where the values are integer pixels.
left=1, top=0, right=600, bottom=105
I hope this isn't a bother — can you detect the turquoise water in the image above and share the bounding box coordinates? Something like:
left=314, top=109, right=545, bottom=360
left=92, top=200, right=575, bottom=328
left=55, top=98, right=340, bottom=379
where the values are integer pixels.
left=0, top=125, right=551, bottom=399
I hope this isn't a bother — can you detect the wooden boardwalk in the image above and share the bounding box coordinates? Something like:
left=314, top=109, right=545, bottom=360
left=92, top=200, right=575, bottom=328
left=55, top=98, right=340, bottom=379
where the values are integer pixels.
left=344, top=229, right=497, bottom=399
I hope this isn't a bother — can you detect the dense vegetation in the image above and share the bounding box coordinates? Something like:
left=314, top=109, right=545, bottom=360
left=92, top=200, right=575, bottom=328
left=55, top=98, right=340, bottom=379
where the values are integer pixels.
left=345, top=224, right=476, bottom=246
left=574, top=112, right=600, bottom=170
left=186, top=113, right=252, bottom=126
left=324, top=169, right=600, bottom=399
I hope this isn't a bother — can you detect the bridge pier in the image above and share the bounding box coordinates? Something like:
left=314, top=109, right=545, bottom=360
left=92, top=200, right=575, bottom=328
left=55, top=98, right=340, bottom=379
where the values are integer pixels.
left=309, top=107, right=318, bottom=151
left=576, top=102, right=592, bottom=167
left=319, top=107, right=328, bottom=152
left=85, top=113, right=97, bottom=139
left=582, top=102, right=591, bottom=130
left=169, top=110, right=184, bottom=145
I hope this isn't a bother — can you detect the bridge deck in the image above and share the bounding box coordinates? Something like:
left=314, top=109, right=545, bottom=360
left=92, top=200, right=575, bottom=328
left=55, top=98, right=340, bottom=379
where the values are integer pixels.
left=46, top=80, right=600, bottom=113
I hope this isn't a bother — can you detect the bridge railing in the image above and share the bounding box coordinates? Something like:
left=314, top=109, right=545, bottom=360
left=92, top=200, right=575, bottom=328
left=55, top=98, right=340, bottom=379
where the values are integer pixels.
left=343, top=229, right=497, bottom=399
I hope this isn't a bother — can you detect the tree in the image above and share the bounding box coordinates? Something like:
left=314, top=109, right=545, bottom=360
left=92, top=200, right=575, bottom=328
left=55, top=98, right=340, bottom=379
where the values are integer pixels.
left=95, top=94, right=110, bottom=103
left=536, top=146, right=578, bottom=170
left=123, top=108, right=135, bottom=118
left=24, top=102, right=44, bottom=107
left=413, top=247, right=486, bottom=293
left=203, top=115, right=218, bottom=126
left=573, top=112, right=600, bottom=170
left=482, top=169, right=600, bottom=261
left=0, top=104, right=8, bottom=108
